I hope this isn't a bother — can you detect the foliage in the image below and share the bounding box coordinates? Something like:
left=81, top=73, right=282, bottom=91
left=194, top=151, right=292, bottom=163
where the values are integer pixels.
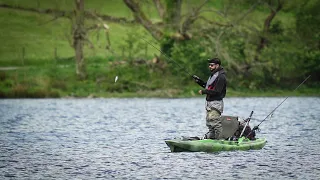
left=295, top=0, right=320, bottom=49
left=0, top=0, right=319, bottom=97
left=117, top=29, right=152, bottom=60
left=170, top=38, right=209, bottom=79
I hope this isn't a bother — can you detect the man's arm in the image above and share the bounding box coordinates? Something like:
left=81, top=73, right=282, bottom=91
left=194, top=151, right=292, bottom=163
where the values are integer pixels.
left=201, top=75, right=226, bottom=95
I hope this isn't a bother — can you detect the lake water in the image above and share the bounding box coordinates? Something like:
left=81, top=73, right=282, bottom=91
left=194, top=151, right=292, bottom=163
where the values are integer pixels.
left=0, top=97, right=319, bottom=179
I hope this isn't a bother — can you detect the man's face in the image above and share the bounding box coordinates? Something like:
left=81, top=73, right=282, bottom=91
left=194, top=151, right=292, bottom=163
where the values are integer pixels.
left=208, top=63, right=219, bottom=71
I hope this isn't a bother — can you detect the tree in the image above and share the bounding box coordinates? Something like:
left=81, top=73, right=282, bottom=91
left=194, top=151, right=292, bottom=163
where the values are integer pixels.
left=295, top=0, right=320, bottom=82
left=123, top=0, right=207, bottom=53
left=74, top=0, right=87, bottom=80
left=295, top=0, right=320, bottom=49
left=122, top=0, right=263, bottom=67
left=256, top=0, right=283, bottom=57
left=0, top=1, right=118, bottom=80
left=2, top=0, right=318, bottom=87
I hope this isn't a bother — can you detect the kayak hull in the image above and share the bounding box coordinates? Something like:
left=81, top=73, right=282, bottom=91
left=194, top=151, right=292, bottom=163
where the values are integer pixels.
left=165, top=138, right=267, bottom=152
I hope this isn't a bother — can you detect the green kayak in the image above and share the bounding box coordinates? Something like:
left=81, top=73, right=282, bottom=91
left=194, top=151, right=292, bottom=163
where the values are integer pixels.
left=165, top=138, right=267, bottom=153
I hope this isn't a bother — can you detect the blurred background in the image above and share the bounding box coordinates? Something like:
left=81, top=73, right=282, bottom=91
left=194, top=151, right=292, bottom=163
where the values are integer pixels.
left=0, top=0, right=319, bottom=98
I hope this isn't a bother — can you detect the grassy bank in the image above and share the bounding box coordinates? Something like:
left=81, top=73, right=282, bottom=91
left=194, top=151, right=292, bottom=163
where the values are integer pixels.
left=0, top=57, right=318, bottom=98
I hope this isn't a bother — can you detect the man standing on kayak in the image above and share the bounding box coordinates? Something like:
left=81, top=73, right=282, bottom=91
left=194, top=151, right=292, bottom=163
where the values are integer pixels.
left=192, top=58, right=227, bottom=139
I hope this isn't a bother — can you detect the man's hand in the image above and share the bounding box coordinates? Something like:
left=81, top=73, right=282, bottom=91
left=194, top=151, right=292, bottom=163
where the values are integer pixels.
left=198, top=90, right=203, bottom=95
left=192, top=75, right=200, bottom=82
left=192, top=74, right=206, bottom=88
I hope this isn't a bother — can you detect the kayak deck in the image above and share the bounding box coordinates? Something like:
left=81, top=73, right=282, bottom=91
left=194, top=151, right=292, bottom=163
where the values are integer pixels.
left=165, top=138, right=267, bottom=152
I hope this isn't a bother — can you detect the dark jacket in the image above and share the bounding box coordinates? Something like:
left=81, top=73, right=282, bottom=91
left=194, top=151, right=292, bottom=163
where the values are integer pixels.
left=196, top=67, right=227, bottom=101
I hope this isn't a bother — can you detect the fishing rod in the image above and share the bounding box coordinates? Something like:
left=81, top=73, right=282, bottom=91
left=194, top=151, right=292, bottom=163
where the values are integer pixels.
left=246, top=75, right=311, bottom=138
left=143, top=38, right=225, bottom=112
left=141, top=38, right=194, bottom=77
left=239, top=111, right=254, bottom=137
left=115, top=38, right=195, bottom=84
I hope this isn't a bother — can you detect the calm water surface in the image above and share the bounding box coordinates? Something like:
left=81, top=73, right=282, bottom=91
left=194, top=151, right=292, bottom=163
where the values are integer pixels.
left=0, top=97, right=319, bottom=179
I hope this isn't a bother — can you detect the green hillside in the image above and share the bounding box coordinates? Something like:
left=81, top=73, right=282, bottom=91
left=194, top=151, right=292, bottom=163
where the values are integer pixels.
left=0, top=0, right=319, bottom=98
left=0, top=0, right=148, bottom=63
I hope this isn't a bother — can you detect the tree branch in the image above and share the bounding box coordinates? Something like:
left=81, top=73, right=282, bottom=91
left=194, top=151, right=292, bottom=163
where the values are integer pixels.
left=163, top=0, right=182, bottom=32
left=123, top=0, right=163, bottom=40
left=257, top=0, right=283, bottom=53
left=38, top=14, right=68, bottom=26
left=197, top=16, right=233, bottom=27
left=153, top=0, right=165, bottom=19
left=0, top=3, right=135, bottom=24
left=0, top=3, right=72, bottom=18
left=234, top=0, right=262, bottom=26
left=181, top=0, right=208, bottom=36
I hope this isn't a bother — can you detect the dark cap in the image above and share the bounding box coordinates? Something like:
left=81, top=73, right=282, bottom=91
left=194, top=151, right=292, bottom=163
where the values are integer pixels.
left=208, top=57, right=221, bottom=65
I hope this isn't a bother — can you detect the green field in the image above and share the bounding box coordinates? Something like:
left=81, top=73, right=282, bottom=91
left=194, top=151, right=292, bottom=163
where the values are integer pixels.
left=0, top=1, right=153, bottom=63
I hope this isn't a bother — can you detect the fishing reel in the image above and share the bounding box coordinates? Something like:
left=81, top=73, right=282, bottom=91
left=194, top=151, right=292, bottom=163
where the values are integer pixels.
left=252, top=125, right=260, bottom=132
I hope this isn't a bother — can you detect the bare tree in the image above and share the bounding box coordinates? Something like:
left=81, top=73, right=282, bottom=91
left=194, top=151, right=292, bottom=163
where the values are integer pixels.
left=0, top=0, right=116, bottom=80
left=73, top=0, right=86, bottom=80
left=123, top=0, right=210, bottom=42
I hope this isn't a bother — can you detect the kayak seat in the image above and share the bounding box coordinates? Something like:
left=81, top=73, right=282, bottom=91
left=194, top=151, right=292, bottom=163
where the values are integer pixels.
left=220, top=116, right=240, bottom=139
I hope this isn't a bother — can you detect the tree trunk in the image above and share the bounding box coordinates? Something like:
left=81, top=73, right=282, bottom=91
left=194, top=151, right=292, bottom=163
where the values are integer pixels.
left=123, top=0, right=163, bottom=40
left=164, top=0, right=181, bottom=32
left=73, top=0, right=87, bottom=80
left=153, top=0, right=165, bottom=19
left=256, top=0, right=283, bottom=54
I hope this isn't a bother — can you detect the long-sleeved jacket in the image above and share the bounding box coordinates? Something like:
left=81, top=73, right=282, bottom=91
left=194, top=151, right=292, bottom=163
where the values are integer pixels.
left=196, top=67, right=227, bottom=101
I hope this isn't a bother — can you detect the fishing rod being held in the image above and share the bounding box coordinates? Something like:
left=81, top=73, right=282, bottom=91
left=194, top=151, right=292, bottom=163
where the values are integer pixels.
left=246, top=75, right=311, bottom=138
left=141, top=37, right=219, bottom=84
left=113, top=37, right=194, bottom=84
left=143, top=37, right=225, bottom=96
left=141, top=38, right=194, bottom=77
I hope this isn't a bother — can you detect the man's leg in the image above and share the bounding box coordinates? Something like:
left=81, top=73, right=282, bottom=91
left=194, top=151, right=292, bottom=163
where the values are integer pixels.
left=205, top=109, right=222, bottom=139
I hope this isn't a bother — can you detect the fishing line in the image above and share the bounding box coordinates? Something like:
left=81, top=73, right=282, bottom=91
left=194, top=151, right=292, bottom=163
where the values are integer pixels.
left=141, top=38, right=194, bottom=77
left=246, top=75, right=311, bottom=137
left=142, top=37, right=225, bottom=111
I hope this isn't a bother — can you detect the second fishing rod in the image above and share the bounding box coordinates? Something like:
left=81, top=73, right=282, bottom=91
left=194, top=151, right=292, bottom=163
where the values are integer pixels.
left=245, top=75, right=311, bottom=138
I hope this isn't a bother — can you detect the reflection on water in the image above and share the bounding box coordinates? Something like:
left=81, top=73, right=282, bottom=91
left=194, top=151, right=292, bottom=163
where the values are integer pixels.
left=0, top=97, right=320, bottom=179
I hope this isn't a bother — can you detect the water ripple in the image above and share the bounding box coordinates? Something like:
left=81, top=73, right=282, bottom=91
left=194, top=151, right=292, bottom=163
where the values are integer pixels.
left=0, top=97, right=319, bottom=179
